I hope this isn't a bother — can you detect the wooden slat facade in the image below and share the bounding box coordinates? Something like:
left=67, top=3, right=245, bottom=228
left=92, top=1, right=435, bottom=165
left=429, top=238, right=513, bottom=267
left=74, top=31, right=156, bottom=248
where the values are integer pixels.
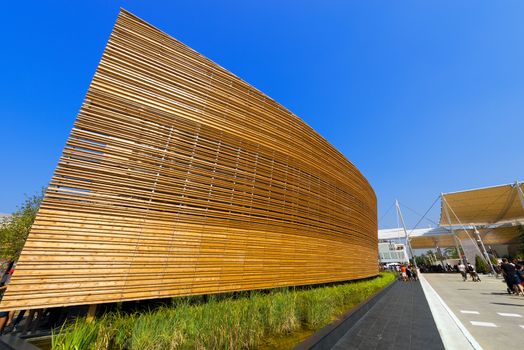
left=0, top=9, right=377, bottom=311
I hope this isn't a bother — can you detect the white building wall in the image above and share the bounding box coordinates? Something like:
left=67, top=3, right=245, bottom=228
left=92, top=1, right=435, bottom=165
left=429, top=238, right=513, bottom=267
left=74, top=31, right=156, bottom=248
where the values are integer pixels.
left=378, top=242, right=409, bottom=264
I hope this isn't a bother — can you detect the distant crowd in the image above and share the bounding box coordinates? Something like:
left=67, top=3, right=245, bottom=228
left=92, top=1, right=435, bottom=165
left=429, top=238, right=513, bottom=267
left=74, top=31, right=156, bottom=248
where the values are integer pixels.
left=451, top=258, right=524, bottom=295
left=386, top=264, right=419, bottom=282
left=452, top=258, right=524, bottom=296
left=382, top=257, right=524, bottom=296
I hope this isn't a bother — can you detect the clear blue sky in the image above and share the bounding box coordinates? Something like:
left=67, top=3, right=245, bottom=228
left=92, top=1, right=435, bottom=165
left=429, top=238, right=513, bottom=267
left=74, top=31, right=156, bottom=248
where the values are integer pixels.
left=1, top=1, right=523, bottom=228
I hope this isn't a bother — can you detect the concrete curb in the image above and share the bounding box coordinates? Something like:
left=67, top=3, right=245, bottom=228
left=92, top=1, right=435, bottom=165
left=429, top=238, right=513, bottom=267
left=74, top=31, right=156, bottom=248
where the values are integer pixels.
left=0, top=334, right=41, bottom=350
left=419, top=273, right=483, bottom=350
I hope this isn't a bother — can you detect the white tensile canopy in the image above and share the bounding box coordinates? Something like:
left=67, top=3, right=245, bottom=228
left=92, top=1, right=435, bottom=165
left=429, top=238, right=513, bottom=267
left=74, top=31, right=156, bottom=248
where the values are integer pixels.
left=440, top=182, right=524, bottom=227
left=380, top=182, right=524, bottom=267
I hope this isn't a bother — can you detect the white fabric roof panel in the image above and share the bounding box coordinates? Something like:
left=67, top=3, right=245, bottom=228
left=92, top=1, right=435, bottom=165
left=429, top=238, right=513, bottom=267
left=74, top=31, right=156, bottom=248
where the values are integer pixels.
left=440, top=182, right=524, bottom=226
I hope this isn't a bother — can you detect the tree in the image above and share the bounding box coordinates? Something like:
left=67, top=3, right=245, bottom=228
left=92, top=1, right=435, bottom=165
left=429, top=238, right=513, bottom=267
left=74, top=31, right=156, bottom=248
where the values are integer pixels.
left=415, top=254, right=431, bottom=266
left=488, top=254, right=498, bottom=266
left=475, top=255, right=488, bottom=274
left=443, top=247, right=459, bottom=259
left=0, top=190, right=44, bottom=262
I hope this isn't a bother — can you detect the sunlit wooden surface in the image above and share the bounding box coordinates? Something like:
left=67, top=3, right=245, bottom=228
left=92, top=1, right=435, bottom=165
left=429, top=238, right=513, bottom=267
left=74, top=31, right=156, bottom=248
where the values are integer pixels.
left=0, top=9, right=377, bottom=311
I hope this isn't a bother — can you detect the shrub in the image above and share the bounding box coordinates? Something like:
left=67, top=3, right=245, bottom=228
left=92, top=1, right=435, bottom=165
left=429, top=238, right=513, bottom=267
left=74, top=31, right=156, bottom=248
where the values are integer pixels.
left=52, top=272, right=395, bottom=350
left=475, top=255, right=488, bottom=274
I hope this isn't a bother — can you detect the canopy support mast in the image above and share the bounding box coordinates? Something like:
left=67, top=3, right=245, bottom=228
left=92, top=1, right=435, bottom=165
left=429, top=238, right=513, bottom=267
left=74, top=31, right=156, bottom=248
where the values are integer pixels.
left=442, top=194, right=492, bottom=271
left=442, top=193, right=466, bottom=265
left=473, top=226, right=496, bottom=275
left=395, top=200, right=418, bottom=269
left=515, top=181, right=524, bottom=211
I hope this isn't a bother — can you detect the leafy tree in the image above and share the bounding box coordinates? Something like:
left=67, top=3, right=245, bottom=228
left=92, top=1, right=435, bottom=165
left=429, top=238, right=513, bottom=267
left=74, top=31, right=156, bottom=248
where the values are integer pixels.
left=443, top=247, right=459, bottom=259
left=474, top=255, right=488, bottom=274
left=0, top=190, right=44, bottom=262
left=415, top=254, right=431, bottom=266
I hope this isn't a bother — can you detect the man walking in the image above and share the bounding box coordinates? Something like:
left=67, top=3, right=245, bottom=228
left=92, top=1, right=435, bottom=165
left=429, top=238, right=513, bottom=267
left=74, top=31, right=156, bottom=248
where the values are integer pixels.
left=500, top=258, right=523, bottom=295
left=467, top=263, right=481, bottom=282
left=458, top=261, right=467, bottom=281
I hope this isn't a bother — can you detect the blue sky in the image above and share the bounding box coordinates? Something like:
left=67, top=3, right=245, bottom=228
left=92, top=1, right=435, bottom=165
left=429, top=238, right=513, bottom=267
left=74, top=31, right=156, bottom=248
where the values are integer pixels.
left=1, top=1, right=523, bottom=228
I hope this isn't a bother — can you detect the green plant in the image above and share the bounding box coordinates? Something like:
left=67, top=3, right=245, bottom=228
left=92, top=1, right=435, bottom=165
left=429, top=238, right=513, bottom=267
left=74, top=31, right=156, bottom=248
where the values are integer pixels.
left=52, top=272, right=395, bottom=350
left=443, top=247, right=459, bottom=259
left=52, top=318, right=99, bottom=350
left=475, top=255, right=488, bottom=274
left=415, top=254, right=431, bottom=266
left=0, top=189, right=44, bottom=262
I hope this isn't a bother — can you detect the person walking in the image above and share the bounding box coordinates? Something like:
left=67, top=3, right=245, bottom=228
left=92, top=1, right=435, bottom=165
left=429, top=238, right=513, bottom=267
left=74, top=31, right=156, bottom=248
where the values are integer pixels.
left=395, top=265, right=402, bottom=280
left=517, top=265, right=524, bottom=289
left=500, top=258, right=523, bottom=295
left=401, top=264, right=408, bottom=282
left=458, top=262, right=467, bottom=281
left=467, top=263, right=481, bottom=282
left=410, top=265, right=418, bottom=281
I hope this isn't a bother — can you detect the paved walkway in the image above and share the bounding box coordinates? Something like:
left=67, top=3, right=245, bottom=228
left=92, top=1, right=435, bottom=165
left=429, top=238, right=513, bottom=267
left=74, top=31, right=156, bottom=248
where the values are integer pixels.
left=424, top=273, right=524, bottom=350
left=332, top=280, right=444, bottom=350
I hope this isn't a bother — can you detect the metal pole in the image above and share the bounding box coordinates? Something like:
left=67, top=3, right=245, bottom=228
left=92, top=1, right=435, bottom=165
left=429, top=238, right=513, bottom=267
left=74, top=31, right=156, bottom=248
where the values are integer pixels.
left=474, top=226, right=496, bottom=275
left=452, top=235, right=463, bottom=264
left=436, top=244, right=445, bottom=268
left=515, top=181, right=524, bottom=211
left=442, top=193, right=467, bottom=265
left=443, top=194, right=492, bottom=268
left=395, top=200, right=418, bottom=269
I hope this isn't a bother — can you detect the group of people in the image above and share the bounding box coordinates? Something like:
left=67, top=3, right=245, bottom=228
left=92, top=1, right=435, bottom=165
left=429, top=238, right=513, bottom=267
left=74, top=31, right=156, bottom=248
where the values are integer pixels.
left=398, top=264, right=418, bottom=281
left=456, top=258, right=524, bottom=296
left=499, top=258, right=524, bottom=296
left=457, top=262, right=481, bottom=282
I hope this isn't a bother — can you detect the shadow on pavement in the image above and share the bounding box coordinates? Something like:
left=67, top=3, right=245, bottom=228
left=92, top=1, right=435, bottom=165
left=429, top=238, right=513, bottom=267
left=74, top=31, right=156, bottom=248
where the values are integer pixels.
left=490, top=302, right=524, bottom=307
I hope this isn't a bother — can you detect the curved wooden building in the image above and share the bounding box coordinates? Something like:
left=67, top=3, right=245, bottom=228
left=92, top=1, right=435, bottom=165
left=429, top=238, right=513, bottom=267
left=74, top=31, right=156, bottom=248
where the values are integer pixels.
left=0, top=10, right=377, bottom=311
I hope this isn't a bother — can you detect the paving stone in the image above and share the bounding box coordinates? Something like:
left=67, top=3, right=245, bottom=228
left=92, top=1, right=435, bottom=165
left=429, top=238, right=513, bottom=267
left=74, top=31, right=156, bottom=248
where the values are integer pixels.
left=332, top=281, right=444, bottom=350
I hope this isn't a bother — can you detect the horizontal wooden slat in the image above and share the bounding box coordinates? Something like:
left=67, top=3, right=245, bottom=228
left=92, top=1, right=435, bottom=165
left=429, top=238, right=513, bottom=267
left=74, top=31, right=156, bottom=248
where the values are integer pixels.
left=0, top=9, right=377, bottom=311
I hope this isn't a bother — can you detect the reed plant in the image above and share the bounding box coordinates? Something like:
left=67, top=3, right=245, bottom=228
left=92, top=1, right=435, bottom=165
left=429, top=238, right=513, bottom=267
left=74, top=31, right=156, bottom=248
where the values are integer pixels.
left=52, top=272, right=395, bottom=350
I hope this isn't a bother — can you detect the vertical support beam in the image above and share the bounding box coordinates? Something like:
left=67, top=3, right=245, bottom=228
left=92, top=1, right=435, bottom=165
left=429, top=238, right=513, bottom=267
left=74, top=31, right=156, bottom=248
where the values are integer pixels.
left=442, top=194, right=465, bottom=265
left=395, top=200, right=418, bottom=269
left=433, top=241, right=439, bottom=266
left=515, top=181, right=524, bottom=212
left=86, top=304, right=97, bottom=323
left=474, top=226, right=496, bottom=275
left=452, top=235, right=463, bottom=264
left=435, top=243, right=445, bottom=267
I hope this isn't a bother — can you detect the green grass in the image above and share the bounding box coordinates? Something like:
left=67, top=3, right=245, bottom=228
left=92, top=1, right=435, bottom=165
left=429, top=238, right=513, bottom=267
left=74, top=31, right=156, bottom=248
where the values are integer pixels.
left=52, top=272, right=395, bottom=350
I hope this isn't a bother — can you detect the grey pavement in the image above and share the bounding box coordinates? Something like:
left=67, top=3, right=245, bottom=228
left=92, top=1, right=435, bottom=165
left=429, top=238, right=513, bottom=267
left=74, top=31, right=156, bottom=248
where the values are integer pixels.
left=424, top=273, right=524, bottom=350
left=332, top=280, right=444, bottom=350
